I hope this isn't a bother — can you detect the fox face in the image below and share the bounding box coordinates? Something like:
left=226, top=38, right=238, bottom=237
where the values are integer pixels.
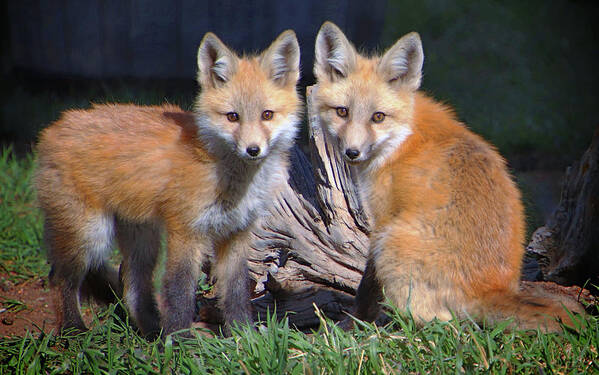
left=313, top=22, right=423, bottom=171
left=195, top=31, right=301, bottom=162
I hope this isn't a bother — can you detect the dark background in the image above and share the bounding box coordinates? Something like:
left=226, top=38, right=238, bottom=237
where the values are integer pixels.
left=2, top=0, right=598, bottom=231
left=4, top=1, right=386, bottom=82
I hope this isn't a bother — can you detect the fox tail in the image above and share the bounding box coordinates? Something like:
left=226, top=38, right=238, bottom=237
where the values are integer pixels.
left=474, top=290, right=583, bottom=332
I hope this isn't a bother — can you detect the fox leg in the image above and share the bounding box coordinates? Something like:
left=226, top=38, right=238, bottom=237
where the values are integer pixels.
left=115, top=219, right=162, bottom=339
left=47, top=250, right=87, bottom=333
left=161, top=230, right=205, bottom=336
left=44, top=212, right=116, bottom=333
left=213, top=232, right=252, bottom=335
left=355, top=256, right=385, bottom=322
left=54, top=274, right=87, bottom=332
left=337, top=253, right=384, bottom=331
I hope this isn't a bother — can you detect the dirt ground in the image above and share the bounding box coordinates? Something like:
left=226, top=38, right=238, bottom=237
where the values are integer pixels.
left=0, top=274, right=220, bottom=338
left=0, top=275, right=62, bottom=338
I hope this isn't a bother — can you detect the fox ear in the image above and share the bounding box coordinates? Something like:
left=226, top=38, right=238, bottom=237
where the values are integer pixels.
left=378, top=32, right=423, bottom=91
left=197, top=32, right=238, bottom=88
left=314, top=21, right=357, bottom=82
left=260, top=30, right=300, bottom=87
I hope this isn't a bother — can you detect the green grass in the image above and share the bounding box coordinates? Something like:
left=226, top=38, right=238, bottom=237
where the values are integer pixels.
left=0, top=148, right=46, bottom=284
left=1, top=142, right=598, bottom=372
left=0, top=300, right=597, bottom=374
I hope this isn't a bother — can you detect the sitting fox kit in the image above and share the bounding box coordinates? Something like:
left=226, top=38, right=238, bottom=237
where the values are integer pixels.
left=35, top=30, right=301, bottom=337
left=313, top=22, right=574, bottom=331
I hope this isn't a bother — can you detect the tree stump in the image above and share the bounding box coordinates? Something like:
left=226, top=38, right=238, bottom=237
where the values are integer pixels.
left=524, top=128, right=599, bottom=290
left=197, top=88, right=594, bottom=330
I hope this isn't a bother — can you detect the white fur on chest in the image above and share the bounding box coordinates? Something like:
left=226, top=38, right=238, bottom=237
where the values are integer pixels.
left=193, top=154, right=287, bottom=239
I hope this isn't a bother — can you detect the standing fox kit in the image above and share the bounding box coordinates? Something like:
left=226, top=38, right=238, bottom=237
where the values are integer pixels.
left=313, top=22, right=575, bottom=331
left=35, top=30, right=301, bottom=337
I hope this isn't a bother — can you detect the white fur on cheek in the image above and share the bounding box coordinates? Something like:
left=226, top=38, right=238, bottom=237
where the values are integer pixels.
left=365, top=126, right=412, bottom=174
left=271, top=114, right=300, bottom=149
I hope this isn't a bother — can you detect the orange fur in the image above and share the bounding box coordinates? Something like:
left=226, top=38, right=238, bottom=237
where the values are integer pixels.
left=314, top=22, right=578, bottom=331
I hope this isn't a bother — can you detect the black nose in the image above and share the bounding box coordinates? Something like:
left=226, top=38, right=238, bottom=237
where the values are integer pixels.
left=246, top=145, right=261, bottom=157
left=345, top=148, right=360, bottom=160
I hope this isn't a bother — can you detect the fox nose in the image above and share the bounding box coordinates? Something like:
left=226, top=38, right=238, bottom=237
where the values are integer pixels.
left=345, top=148, right=360, bottom=160
left=246, top=145, right=261, bottom=157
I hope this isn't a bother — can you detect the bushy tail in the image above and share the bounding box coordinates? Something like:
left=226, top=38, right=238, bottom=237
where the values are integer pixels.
left=475, top=290, right=583, bottom=332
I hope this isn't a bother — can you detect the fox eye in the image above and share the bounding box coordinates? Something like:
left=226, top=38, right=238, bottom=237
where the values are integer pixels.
left=372, top=112, right=386, bottom=123
left=261, top=110, right=274, bottom=121
left=226, top=112, right=239, bottom=122
left=336, top=107, right=349, bottom=118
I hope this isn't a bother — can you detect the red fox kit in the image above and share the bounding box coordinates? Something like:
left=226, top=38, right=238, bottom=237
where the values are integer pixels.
left=35, top=30, right=301, bottom=338
left=313, top=22, right=576, bottom=331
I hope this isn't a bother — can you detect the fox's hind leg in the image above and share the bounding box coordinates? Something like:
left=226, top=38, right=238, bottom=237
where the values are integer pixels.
left=115, top=219, right=162, bottom=339
left=44, top=212, right=116, bottom=333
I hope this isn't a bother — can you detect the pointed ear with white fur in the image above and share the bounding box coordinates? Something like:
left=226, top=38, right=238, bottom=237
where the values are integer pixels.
left=197, top=32, right=238, bottom=89
left=260, top=30, right=300, bottom=87
left=378, top=32, right=424, bottom=91
left=314, top=21, right=357, bottom=82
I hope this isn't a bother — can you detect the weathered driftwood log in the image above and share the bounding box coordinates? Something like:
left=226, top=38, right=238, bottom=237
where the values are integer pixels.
left=197, top=88, right=594, bottom=330
left=524, top=128, right=599, bottom=290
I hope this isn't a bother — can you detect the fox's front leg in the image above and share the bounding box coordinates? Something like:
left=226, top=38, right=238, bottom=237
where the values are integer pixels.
left=162, top=231, right=206, bottom=336
left=355, top=256, right=384, bottom=322
left=339, top=255, right=384, bottom=330
left=213, top=231, right=253, bottom=335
